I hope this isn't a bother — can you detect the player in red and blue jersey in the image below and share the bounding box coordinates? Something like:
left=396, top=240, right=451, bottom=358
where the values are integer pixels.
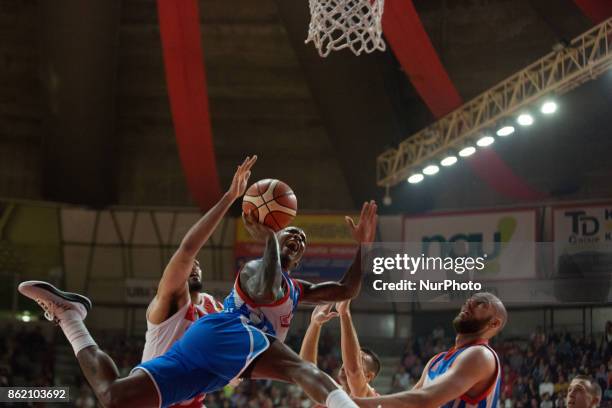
left=356, top=292, right=507, bottom=408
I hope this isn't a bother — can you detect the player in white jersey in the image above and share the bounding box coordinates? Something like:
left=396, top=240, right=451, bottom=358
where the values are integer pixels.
left=141, top=155, right=254, bottom=408
left=356, top=292, right=507, bottom=408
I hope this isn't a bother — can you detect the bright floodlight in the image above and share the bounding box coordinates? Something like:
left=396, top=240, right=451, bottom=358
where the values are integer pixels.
left=423, top=165, right=440, bottom=176
left=541, top=101, right=557, bottom=114
left=477, top=136, right=495, bottom=147
left=408, top=174, right=424, bottom=184
left=459, top=146, right=476, bottom=157
left=497, top=126, right=515, bottom=137
left=517, top=113, right=534, bottom=126
left=440, top=155, right=458, bottom=167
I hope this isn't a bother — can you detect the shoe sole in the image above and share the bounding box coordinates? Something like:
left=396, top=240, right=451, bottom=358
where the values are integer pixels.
left=18, top=280, right=92, bottom=312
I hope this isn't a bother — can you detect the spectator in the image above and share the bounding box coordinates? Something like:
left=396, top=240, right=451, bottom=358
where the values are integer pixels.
left=513, top=376, right=527, bottom=401
left=540, top=392, right=553, bottom=408
left=601, top=321, right=612, bottom=356
left=555, top=374, right=570, bottom=396
left=540, top=375, right=555, bottom=398
left=390, top=365, right=412, bottom=393
left=554, top=393, right=565, bottom=408
left=432, top=325, right=445, bottom=340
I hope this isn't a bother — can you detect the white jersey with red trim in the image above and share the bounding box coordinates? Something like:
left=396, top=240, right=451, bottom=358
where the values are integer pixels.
left=423, top=340, right=501, bottom=408
left=223, top=269, right=302, bottom=342
left=142, top=292, right=223, bottom=362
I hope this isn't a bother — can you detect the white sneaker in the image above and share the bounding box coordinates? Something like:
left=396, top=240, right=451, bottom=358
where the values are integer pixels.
left=18, top=281, right=91, bottom=322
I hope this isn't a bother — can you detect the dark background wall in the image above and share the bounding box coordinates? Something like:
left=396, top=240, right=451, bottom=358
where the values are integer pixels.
left=0, top=0, right=610, bottom=212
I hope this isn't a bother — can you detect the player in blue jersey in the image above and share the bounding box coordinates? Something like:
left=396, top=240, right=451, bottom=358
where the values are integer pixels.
left=19, top=194, right=378, bottom=408
left=356, top=292, right=507, bottom=408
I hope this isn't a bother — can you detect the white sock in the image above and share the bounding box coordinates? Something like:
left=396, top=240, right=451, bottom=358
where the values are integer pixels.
left=326, top=389, right=358, bottom=408
left=58, top=311, right=97, bottom=356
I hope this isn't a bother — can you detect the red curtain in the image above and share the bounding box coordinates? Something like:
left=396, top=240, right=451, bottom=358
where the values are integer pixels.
left=573, top=0, right=612, bottom=23
left=157, top=0, right=221, bottom=210
left=383, top=0, right=547, bottom=201
left=382, top=0, right=462, bottom=118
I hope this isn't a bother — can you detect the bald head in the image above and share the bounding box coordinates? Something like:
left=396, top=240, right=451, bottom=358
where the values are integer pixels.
left=477, top=292, right=507, bottom=332
left=453, top=292, right=507, bottom=337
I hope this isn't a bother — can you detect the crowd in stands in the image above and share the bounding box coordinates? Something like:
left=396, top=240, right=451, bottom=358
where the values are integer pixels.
left=0, top=324, right=54, bottom=389
left=0, top=321, right=610, bottom=407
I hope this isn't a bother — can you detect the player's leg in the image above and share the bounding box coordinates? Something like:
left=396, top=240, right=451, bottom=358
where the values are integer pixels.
left=18, top=281, right=159, bottom=408
left=75, top=347, right=159, bottom=407
left=248, top=339, right=358, bottom=408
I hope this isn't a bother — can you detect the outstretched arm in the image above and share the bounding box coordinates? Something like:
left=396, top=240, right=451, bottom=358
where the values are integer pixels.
left=336, top=300, right=373, bottom=397
left=239, top=211, right=284, bottom=304
left=148, top=156, right=256, bottom=323
left=299, top=201, right=378, bottom=304
left=355, top=346, right=497, bottom=408
left=299, top=304, right=338, bottom=364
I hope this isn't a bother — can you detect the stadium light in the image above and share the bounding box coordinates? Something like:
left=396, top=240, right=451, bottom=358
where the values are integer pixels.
left=440, top=154, right=458, bottom=167
left=382, top=186, right=392, bottom=206
left=541, top=100, right=557, bottom=114
left=407, top=173, right=424, bottom=184
left=459, top=146, right=476, bottom=157
left=382, top=194, right=392, bottom=206
left=496, top=125, right=515, bottom=137
left=517, top=113, right=534, bottom=126
left=422, top=164, right=439, bottom=176
left=477, top=136, right=495, bottom=147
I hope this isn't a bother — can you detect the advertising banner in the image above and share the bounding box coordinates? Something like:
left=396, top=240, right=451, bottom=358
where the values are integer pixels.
left=553, top=203, right=612, bottom=303
left=125, top=279, right=233, bottom=305
left=403, top=209, right=537, bottom=280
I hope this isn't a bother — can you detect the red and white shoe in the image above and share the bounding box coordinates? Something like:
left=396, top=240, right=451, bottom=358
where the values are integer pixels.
left=18, top=281, right=91, bottom=322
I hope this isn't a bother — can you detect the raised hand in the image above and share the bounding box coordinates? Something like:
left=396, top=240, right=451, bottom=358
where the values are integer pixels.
left=242, top=208, right=275, bottom=242
left=345, top=200, right=378, bottom=244
left=335, top=299, right=351, bottom=316
left=311, top=304, right=339, bottom=326
left=227, top=155, right=257, bottom=200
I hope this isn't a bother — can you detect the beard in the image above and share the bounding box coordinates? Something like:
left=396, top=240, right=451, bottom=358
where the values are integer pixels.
left=188, top=279, right=203, bottom=292
left=452, top=314, right=492, bottom=334
left=280, top=253, right=290, bottom=269
left=280, top=252, right=299, bottom=271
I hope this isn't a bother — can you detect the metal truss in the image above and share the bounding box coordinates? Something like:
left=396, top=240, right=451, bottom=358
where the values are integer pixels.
left=377, top=17, right=612, bottom=187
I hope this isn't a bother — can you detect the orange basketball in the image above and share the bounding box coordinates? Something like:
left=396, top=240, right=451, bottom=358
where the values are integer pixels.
left=242, top=179, right=298, bottom=231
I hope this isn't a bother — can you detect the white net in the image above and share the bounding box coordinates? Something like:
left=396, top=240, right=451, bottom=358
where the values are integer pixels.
left=306, top=0, right=386, bottom=58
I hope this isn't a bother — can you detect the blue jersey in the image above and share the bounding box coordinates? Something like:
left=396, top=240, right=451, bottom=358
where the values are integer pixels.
left=223, top=268, right=303, bottom=342
left=423, top=340, right=501, bottom=408
left=133, top=268, right=303, bottom=407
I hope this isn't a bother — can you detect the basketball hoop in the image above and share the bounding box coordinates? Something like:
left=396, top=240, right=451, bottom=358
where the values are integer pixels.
left=306, top=0, right=386, bottom=58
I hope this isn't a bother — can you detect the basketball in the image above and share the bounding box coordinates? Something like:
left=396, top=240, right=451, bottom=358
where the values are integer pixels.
left=242, top=179, right=298, bottom=231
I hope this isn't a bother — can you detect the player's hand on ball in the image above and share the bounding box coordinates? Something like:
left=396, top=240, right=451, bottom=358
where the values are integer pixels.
left=345, top=200, right=378, bottom=244
left=242, top=208, right=275, bottom=242
left=228, top=155, right=257, bottom=200
left=311, top=304, right=338, bottom=326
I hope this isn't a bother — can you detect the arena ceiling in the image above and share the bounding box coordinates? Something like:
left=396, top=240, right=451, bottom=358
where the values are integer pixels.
left=0, top=0, right=611, bottom=214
